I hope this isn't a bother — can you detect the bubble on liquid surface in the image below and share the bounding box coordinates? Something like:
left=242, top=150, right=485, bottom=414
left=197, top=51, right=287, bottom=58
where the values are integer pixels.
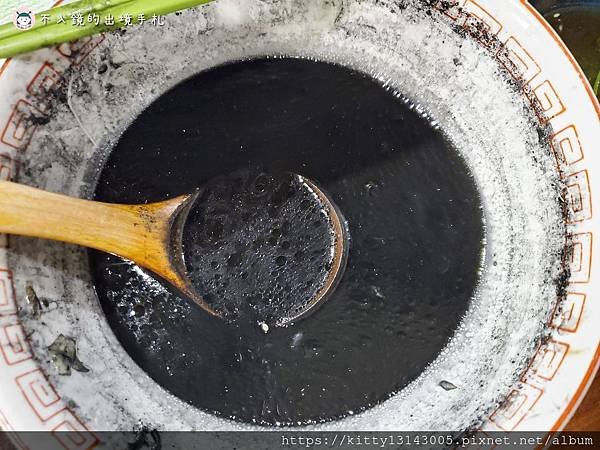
left=182, top=169, right=339, bottom=325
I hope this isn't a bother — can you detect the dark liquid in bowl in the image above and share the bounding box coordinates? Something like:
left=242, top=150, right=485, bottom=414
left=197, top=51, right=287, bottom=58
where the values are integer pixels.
left=90, top=58, right=484, bottom=425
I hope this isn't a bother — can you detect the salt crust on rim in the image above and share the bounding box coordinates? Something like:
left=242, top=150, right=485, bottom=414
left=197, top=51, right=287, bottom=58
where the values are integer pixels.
left=5, top=0, right=565, bottom=433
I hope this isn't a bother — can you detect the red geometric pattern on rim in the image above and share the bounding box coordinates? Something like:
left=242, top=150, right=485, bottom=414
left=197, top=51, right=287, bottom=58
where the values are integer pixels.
left=496, top=36, right=541, bottom=84
left=0, top=99, right=46, bottom=151
left=564, top=170, right=592, bottom=223
left=0, top=20, right=104, bottom=440
left=0, top=323, right=33, bottom=366
left=568, top=233, right=592, bottom=283
left=0, top=153, right=16, bottom=248
left=462, top=0, right=503, bottom=45
left=401, top=0, right=595, bottom=433
left=26, top=62, right=62, bottom=112
left=551, top=292, right=586, bottom=333
left=14, top=370, right=98, bottom=447
left=489, top=382, right=544, bottom=431
left=51, top=413, right=99, bottom=450
left=551, top=125, right=584, bottom=175
left=528, top=340, right=570, bottom=382
left=0, top=269, right=17, bottom=316
left=16, top=369, right=63, bottom=422
left=532, top=79, right=567, bottom=123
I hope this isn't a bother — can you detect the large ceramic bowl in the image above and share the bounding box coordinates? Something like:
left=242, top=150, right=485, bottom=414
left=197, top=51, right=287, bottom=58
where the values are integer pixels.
left=0, top=0, right=598, bottom=447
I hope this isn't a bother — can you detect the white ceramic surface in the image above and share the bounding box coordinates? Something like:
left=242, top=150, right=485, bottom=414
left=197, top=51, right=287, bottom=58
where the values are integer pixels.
left=0, top=0, right=597, bottom=447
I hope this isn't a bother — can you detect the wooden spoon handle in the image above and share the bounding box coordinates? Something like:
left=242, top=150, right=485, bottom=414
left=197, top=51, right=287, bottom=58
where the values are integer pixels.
left=0, top=180, right=195, bottom=289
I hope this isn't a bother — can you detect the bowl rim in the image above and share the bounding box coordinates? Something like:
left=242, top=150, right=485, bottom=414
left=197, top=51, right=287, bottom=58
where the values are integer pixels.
left=0, top=0, right=598, bottom=439
left=521, top=0, right=599, bottom=432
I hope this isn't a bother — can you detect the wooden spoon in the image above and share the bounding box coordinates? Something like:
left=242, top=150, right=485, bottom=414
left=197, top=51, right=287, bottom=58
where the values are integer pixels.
left=0, top=179, right=202, bottom=305
left=0, top=178, right=348, bottom=324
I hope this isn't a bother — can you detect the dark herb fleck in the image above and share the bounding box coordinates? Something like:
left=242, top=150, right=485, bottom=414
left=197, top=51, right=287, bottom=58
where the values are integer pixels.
left=439, top=380, right=458, bottom=390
